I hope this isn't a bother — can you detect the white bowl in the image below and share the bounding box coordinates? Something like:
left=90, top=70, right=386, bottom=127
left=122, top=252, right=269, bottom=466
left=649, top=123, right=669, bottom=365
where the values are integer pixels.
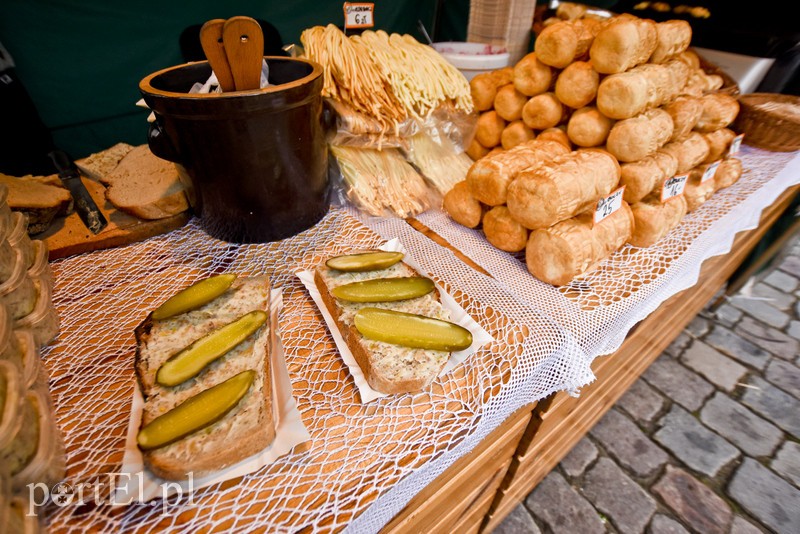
left=432, top=42, right=511, bottom=81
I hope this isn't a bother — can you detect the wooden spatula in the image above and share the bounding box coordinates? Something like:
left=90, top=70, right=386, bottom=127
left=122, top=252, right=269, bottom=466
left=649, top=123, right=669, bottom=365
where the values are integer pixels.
left=199, top=19, right=235, bottom=92
left=222, top=16, right=264, bottom=91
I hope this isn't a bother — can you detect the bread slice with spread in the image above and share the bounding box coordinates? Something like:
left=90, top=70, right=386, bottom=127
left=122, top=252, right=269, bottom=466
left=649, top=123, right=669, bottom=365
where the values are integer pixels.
left=315, top=251, right=471, bottom=394
left=134, top=275, right=274, bottom=480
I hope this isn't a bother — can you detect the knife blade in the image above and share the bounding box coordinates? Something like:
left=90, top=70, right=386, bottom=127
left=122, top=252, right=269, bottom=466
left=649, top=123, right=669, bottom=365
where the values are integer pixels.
left=48, top=150, right=108, bottom=235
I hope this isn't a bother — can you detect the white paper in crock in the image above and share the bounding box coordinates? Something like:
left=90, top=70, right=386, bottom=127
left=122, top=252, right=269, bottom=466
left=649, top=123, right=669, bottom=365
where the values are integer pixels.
left=116, top=288, right=310, bottom=503
left=296, top=238, right=494, bottom=403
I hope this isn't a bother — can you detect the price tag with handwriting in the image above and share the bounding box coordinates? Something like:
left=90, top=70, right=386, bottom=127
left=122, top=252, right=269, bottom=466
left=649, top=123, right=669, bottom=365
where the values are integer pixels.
left=729, top=133, right=744, bottom=156
left=701, top=160, right=721, bottom=183
left=594, top=186, right=625, bottom=225
left=343, top=2, right=374, bottom=29
left=661, top=174, right=688, bottom=202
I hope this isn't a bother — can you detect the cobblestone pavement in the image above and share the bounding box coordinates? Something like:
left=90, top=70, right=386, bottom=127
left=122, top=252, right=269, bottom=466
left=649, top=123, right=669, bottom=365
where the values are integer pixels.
left=493, top=239, right=800, bottom=534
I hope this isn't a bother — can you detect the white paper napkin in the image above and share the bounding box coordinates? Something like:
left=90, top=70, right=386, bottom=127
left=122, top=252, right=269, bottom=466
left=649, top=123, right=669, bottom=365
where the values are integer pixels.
left=116, top=288, right=310, bottom=503
left=297, top=238, right=494, bottom=403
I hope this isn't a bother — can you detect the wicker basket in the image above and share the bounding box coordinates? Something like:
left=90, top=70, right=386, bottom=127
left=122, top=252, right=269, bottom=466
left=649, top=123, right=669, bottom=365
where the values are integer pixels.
left=733, top=93, right=800, bottom=152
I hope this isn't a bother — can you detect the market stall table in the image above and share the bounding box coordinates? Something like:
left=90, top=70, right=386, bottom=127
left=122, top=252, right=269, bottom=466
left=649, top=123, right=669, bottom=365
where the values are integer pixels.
left=40, top=146, right=800, bottom=532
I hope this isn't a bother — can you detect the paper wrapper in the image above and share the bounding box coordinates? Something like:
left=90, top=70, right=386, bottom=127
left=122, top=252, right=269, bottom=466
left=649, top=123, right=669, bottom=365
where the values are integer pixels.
left=297, top=238, right=494, bottom=403
left=116, top=288, right=310, bottom=503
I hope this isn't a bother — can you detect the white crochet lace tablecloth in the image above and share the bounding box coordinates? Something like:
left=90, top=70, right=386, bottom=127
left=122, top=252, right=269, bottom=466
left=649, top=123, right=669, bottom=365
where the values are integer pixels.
left=41, top=146, right=798, bottom=533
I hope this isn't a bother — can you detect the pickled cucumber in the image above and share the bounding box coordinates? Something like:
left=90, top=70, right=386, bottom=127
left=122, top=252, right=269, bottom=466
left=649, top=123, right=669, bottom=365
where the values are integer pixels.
left=326, top=251, right=404, bottom=272
left=332, top=277, right=435, bottom=302
left=151, top=273, right=237, bottom=320
left=157, top=310, right=267, bottom=387
left=137, top=370, right=255, bottom=450
left=354, top=308, right=473, bottom=351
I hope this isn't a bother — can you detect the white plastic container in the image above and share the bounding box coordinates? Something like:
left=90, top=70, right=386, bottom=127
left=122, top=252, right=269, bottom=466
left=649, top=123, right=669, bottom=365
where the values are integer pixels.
left=431, top=42, right=511, bottom=81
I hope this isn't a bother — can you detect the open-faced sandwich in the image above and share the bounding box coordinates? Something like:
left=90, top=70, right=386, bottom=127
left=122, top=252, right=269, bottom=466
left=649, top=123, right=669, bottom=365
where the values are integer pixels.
left=315, top=250, right=472, bottom=394
left=134, top=273, right=274, bottom=480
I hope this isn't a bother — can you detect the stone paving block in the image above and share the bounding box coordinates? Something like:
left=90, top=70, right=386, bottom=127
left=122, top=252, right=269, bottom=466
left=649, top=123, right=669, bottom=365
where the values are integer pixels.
left=654, top=405, right=740, bottom=477
left=751, top=282, right=796, bottom=311
left=680, top=340, right=748, bottom=391
left=713, top=304, right=742, bottom=328
left=729, top=297, right=790, bottom=329
left=652, top=465, right=732, bottom=534
left=642, top=358, right=715, bottom=412
left=664, top=332, right=691, bottom=358
left=764, top=358, right=800, bottom=399
left=741, top=376, right=800, bottom=437
left=648, top=514, right=690, bottom=534
left=525, top=471, right=605, bottom=534
left=582, top=457, right=656, bottom=534
left=730, top=516, right=765, bottom=534
left=699, top=392, right=783, bottom=457
left=771, top=441, right=800, bottom=487
left=763, top=269, right=799, bottom=293
left=687, top=316, right=710, bottom=337
left=788, top=320, right=800, bottom=341
left=560, top=436, right=598, bottom=478
left=617, top=378, right=665, bottom=424
left=704, top=326, right=771, bottom=370
left=780, top=254, right=800, bottom=278
left=728, top=458, right=800, bottom=534
left=494, top=503, right=541, bottom=534
left=589, top=409, right=669, bottom=477
left=737, top=316, right=799, bottom=360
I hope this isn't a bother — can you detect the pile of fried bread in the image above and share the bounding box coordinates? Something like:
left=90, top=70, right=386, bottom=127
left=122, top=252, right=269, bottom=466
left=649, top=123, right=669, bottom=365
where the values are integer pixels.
left=1, top=143, right=189, bottom=235
left=446, top=9, right=743, bottom=286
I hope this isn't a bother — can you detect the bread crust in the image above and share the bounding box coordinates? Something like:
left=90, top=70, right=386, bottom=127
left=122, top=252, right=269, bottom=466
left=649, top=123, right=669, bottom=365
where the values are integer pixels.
left=313, top=262, right=446, bottom=395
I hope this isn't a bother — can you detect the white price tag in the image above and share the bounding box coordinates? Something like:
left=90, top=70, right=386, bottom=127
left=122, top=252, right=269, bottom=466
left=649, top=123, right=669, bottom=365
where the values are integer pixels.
left=594, top=186, right=625, bottom=225
left=661, top=174, right=688, bottom=202
left=343, top=2, right=374, bottom=29
left=729, top=133, right=744, bottom=156
left=701, top=160, right=721, bottom=183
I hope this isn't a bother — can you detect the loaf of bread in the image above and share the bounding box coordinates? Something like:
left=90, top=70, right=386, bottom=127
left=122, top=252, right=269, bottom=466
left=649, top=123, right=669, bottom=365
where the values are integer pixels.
left=522, top=92, right=565, bottom=131
left=0, top=173, right=73, bottom=234
left=597, top=60, right=690, bottom=120
left=535, top=18, right=602, bottom=68
left=315, top=256, right=453, bottom=394
left=663, top=95, right=704, bottom=142
left=507, top=149, right=620, bottom=229
left=660, top=132, right=711, bottom=173
left=702, top=128, right=736, bottom=163
left=475, top=111, right=507, bottom=148
left=694, top=93, right=740, bottom=132
left=555, top=61, right=600, bottom=109
left=494, top=84, right=528, bottom=121
left=589, top=15, right=657, bottom=74
left=629, top=194, right=687, bottom=247
left=537, top=127, right=572, bottom=149
left=513, top=53, right=554, bottom=97
left=619, top=150, right=679, bottom=204
left=526, top=201, right=634, bottom=286
left=483, top=206, right=528, bottom=252
left=712, top=157, right=743, bottom=191
left=682, top=68, right=724, bottom=97
left=567, top=106, right=615, bottom=147
left=466, top=139, right=569, bottom=206
left=134, top=276, right=274, bottom=480
left=606, top=108, right=674, bottom=162
left=650, top=20, right=692, bottom=63
left=501, top=120, right=536, bottom=150
left=104, top=145, right=190, bottom=220
left=684, top=169, right=716, bottom=212
left=76, top=142, right=135, bottom=182
left=443, top=181, right=483, bottom=228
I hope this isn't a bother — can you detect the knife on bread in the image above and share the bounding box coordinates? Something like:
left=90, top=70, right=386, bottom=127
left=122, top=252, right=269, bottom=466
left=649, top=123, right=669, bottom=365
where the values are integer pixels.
left=48, top=149, right=108, bottom=234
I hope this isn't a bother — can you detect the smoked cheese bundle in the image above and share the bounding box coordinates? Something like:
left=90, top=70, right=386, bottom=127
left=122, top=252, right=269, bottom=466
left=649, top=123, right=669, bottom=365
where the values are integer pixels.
left=597, top=60, right=690, bottom=119
left=629, top=194, right=688, bottom=247
left=526, top=201, right=634, bottom=286
left=619, top=151, right=678, bottom=204
left=606, top=108, right=674, bottom=162
left=534, top=18, right=604, bottom=68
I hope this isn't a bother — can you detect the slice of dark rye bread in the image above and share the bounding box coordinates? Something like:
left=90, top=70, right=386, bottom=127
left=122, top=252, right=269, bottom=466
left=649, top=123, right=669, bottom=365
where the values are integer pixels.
left=134, top=276, right=275, bottom=480
left=314, top=257, right=452, bottom=394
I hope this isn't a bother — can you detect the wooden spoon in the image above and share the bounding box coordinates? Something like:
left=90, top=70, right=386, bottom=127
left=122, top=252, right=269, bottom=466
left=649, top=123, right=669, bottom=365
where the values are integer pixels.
left=199, top=19, right=235, bottom=92
left=222, top=16, right=264, bottom=91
